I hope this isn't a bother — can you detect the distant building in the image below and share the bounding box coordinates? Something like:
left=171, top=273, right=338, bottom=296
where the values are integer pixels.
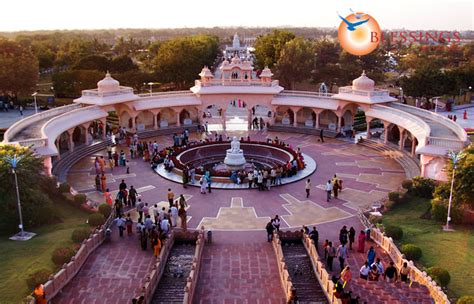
left=224, top=33, right=251, bottom=59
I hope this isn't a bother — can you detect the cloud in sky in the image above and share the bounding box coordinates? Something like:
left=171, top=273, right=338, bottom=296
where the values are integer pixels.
left=1, top=0, right=472, bottom=31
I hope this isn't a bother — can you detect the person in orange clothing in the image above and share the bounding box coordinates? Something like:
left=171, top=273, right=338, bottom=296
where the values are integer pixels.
left=33, top=283, right=47, bottom=304
left=100, top=174, right=107, bottom=192
left=98, top=156, right=106, bottom=174
left=153, top=237, right=162, bottom=257
left=104, top=188, right=113, bottom=206
left=340, top=266, right=352, bottom=290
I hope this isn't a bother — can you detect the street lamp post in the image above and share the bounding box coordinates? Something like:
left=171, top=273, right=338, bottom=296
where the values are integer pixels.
left=32, top=91, right=38, bottom=114
left=444, top=151, right=465, bottom=231
left=3, top=155, right=36, bottom=240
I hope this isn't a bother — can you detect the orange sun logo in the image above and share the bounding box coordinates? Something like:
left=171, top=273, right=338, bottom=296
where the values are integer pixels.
left=338, top=12, right=381, bottom=56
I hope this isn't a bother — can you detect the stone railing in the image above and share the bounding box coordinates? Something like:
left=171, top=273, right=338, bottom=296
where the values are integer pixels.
left=138, top=228, right=205, bottom=304
left=81, top=86, right=134, bottom=97
left=279, top=90, right=333, bottom=98
left=28, top=211, right=115, bottom=303
left=194, top=79, right=279, bottom=87
left=339, top=87, right=390, bottom=97
left=271, top=233, right=294, bottom=302
left=3, top=104, right=80, bottom=143
left=391, top=102, right=468, bottom=143
left=301, top=234, right=342, bottom=304
left=137, top=90, right=193, bottom=98
left=182, top=228, right=206, bottom=304
left=369, top=228, right=450, bottom=304
left=427, top=136, right=466, bottom=150
left=16, top=138, right=48, bottom=149
left=140, top=231, right=176, bottom=302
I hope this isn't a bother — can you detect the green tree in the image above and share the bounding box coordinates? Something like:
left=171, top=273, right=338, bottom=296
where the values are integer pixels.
left=313, top=39, right=341, bottom=85
left=0, top=144, right=58, bottom=234
left=152, top=35, right=219, bottom=89
left=72, top=54, right=110, bottom=71
left=52, top=69, right=104, bottom=98
left=444, top=144, right=474, bottom=208
left=110, top=55, right=138, bottom=73
left=276, top=37, right=315, bottom=89
left=254, top=30, right=295, bottom=69
left=0, top=39, right=39, bottom=97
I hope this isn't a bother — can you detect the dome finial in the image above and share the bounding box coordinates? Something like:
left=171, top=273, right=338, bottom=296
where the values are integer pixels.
left=362, top=70, right=366, bottom=76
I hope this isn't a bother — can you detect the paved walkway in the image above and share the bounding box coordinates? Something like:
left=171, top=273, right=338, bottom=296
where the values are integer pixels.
left=51, top=223, right=154, bottom=304
left=193, top=232, right=287, bottom=304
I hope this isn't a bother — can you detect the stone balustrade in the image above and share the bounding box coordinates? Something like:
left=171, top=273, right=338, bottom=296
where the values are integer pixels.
left=271, top=233, right=295, bottom=302
left=194, top=79, right=280, bottom=87
left=369, top=228, right=450, bottom=304
left=428, top=136, right=466, bottom=150
left=183, top=228, right=206, bottom=304
left=3, top=104, right=80, bottom=143
left=279, top=90, right=333, bottom=98
left=339, top=87, right=390, bottom=97
left=137, top=90, right=193, bottom=98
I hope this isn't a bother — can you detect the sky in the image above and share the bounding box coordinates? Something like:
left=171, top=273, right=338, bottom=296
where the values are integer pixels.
left=0, top=0, right=472, bottom=32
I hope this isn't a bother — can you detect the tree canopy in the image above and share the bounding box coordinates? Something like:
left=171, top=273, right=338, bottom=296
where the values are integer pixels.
left=0, top=39, right=39, bottom=96
left=276, top=37, right=315, bottom=90
left=254, top=30, right=295, bottom=70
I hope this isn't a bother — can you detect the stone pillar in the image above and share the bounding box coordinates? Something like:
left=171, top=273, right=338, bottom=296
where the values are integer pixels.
left=337, top=115, right=342, bottom=133
left=293, top=110, right=298, bottom=127
left=383, top=122, right=389, bottom=144
left=176, top=111, right=181, bottom=127
left=67, top=130, right=74, bottom=152
left=43, top=156, right=52, bottom=176
left=153, top=113, right=159, bottom=130
left=398, top=127, right=405, bottom=150
left=101, top=118, right=107, bottom=139
left=131, top=115, right=136, bottom=131
left=411, top=137, right=417, bottom=156
left=315, top=112, right=320, bottom=129
left=247, top=109, right=252, bottom=130
left=366, top=117, right=373, bottom=139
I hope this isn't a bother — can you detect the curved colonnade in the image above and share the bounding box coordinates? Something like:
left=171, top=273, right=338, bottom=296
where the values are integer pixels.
left=2, top=67, right=469, bottom=182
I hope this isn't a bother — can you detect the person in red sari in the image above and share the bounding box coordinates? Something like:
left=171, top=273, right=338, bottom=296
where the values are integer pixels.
left=100, top=174, right=107, bottom=192
left=357, top=230, right=366, bottom=253
left=104, top=188, right=113, bottom=206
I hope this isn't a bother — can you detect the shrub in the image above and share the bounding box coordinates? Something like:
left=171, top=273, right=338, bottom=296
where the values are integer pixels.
left=388, top=191, right=400, bottom=203
left=88, top=213, right=105, bottom=227
left=51, top=247, right=75, bottom=266
left=431, top=199, right=463, bottom=224
left=427, top=267, right=451, bottom=287
left=457, top=296, right=474, bottom=304
left=401, top=179, right=413, bottom=191
left=401, top=244, right=422, bottom=261
left=74, top=194, right=87, bottom=207
left=384, top=200, right=395, bottom=211
left=26, top=268, right=52, bottom=290
left=433, top=182, right=450, bottom=201
left=412, top=177, right=436, bottom=198
left=384, top=225, right=403, bottom=240
left=369, top=214, right=382, bottom=225
left=98, top=203, right=112, bottom=218
left=71, top=227, right=91, bottom=243
left=58, top=182, right=71, bottom=193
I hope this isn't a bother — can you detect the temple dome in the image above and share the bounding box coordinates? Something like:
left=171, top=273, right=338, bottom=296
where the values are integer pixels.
left=231, top=55, right=241, bottom=64
left=352, top=71, right=375, bottom=91
left=97, top=72, right=120, bottom=93
left=199, top=66, right=214, bottom=78
left=260, top=66, right=273, bottom=78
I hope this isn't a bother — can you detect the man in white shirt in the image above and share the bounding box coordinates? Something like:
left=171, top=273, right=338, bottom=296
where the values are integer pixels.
left=359, top=262, right=370, bottom=280
left=337, top=243, right=348, bottom=270
left=305, top=179, right=311, bottom=198
left=326, top=180, right=333, bottom=202
left=160, top=217, right=170, bottom=234
left=371, top=258, right=384, bottom=276
left=170, top=205, right=178, bottom=227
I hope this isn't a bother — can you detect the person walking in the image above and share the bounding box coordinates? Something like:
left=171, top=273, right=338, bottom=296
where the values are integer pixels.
left=178, top=194, right=188, bottom=209
left=348, top=227, right=356, bottom=250
left=125, top=214, right=133, bottom=236
left=384, top=262, right=398, bottom=282
left=178, top=205, right=187, bottom=231
left=170, top=204, right=178, bottom=227
left=266, top=221, right=275, bottom=242
left=400, top=262, right=410, bottom=283
left=104, top=189, right=113, bottom=206
left=272, top=215, right=281, bottom=232
left=305, top=179, right=311, bottom=198
left=339, top=226, right=348, bottom=245
left=357, top=230, right=366, bottom=253
left=337, top=243, right=348, bottom=270
left=100, top=174, right=107, bottom=192
left=129, top=185, right=137, bottom=207
left=309, top=226, right=319, bottom=250
left=333, top=179, right=340, bottom=199
left=325, top=180, right=333, bottom=202
left=114, top=215, right=126, bottom=237
left=200, top=176, right=207, bottom=194
left=95, top=174, right=101, bottom=191
left=327, top=242, right=336, bottom=271
left=137, top=199, right=145, bottom=223
left=367, top=246, right=376, bottom=265
left=340, top=266, right=352, bottom=290
left=167, top=188, right=175, bottom=206
left=320, top=128, right=324, bottom=143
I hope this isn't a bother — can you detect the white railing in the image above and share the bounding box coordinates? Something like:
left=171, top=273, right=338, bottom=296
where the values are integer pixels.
left=194, top=79, right=279, bottom=87
left=17, top=138, right=47, bottom=148
left=369, top=228, right=450, bottom=304
left=390, top=103, right=468, bottom=142
left=81, top=87, right=134, bottom=97
left=3, top=104, right=80, bottom=143
left=427, top=136, right=466, bottom=150
left=137, top=91, right=193, bottom=98
left=339, top=87, right=390, bottom=97
left=271, top=234, right=295, bottom=302
left=279, top=90, right=333, bottom=98
left=183, top=228, right=206, bottom=304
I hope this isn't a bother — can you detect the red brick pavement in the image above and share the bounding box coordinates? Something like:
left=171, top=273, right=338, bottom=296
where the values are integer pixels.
left=193, top=232, right=287, bottom=304
left=51, top=224, right=154, bottom=304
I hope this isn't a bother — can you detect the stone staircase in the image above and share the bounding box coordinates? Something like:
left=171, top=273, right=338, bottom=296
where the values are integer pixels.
left=151, top=242, right=196, bottom=304
left=357, top=139, right=420, bottom=179
left=268, top=125, right=338, bottom=138
left=52, top=140, right=110, bottom=182
left=281, top=241, right=328, bottom=303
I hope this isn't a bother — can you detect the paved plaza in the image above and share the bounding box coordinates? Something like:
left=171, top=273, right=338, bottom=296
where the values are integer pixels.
left=67, top=131, right=407, bottom=232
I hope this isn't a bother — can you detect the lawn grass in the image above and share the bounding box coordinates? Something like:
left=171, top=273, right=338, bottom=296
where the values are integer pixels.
left=0, top=203, right=89, bottom=303
left=382, top=197, right=474, bottom=299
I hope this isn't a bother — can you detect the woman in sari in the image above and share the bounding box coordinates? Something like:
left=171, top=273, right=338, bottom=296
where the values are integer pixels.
left=153, top=237, right=162, bottom=257
left=178, top=206, right=187, bottom=231
left=104, top=188, right=113, bottom=205
left=357, top=230, right=366, bottom=253
left=100, top=174, right=107, bottom=192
